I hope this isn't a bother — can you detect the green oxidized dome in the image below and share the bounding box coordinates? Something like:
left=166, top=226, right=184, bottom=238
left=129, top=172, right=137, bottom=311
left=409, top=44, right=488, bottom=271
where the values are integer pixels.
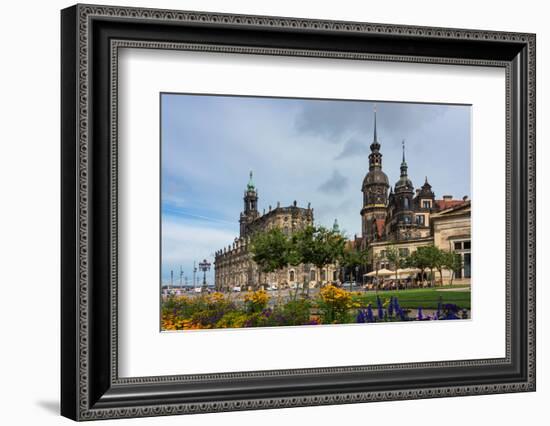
left=247, top=171, right=255, bottom=191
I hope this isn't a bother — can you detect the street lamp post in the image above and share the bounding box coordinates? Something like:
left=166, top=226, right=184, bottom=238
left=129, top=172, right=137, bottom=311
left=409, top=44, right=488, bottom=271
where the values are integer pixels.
left=199, top=259, right=211, bottom=292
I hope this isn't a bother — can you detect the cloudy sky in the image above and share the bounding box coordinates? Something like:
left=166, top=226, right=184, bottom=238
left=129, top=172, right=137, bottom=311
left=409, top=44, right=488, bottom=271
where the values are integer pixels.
left=161, top=94, right=471, bottom=286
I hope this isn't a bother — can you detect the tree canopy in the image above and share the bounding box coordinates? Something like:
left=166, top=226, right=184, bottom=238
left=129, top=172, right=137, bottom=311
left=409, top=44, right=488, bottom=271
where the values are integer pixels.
left=250, top=225, right=346, bottom=288
left=250, top=228, right=291, bottom=287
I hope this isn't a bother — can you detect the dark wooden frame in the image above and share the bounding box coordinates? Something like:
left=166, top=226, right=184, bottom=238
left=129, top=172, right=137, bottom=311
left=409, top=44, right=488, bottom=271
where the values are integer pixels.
left=61, top=4, right=536, bottom=421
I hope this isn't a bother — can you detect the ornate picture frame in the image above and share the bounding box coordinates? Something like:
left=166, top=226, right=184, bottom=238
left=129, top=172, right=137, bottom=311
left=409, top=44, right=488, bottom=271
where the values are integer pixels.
left=61, top=4, right=535, bottom=421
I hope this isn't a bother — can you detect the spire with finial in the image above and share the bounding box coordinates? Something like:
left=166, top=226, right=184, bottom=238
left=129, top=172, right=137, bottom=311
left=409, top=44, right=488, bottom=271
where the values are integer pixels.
left=332, top=218, right=340, bottom=233
left=422, top=175, right=432, bottom=190
left=400, top=139, right=408, bottom=177
left=418, top=174, right=434, bottom=199
left=373, top=103, right=378, bottom=143
left=247, top=170, right=255, bottom=191
left=368, top=104, right=382, bottom=170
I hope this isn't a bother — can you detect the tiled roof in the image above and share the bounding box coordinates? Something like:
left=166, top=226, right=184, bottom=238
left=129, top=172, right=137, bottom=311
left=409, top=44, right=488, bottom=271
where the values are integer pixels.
left=435, top=199, right=466, bottom=210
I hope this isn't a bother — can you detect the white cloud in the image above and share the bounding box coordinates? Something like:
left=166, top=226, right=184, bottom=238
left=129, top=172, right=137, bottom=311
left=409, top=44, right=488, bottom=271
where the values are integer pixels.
left=162, top=219, right=236, bottom=263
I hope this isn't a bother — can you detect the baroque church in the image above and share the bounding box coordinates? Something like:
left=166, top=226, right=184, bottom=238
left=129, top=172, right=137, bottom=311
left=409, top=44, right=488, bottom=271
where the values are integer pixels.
left=214, top=107, right=471, bottom=290
left=214, top=173, right=341, bottom=290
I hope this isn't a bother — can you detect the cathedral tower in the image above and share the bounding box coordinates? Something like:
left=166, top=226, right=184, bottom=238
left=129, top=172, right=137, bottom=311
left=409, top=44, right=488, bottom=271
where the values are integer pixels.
left=239, top=171, right=259, bottom=237
left=361, top=106, right=389, bottom=242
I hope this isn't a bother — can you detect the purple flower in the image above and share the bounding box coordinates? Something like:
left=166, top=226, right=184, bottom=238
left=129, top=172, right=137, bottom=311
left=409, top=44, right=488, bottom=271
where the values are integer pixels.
left=417, top=307, right=423, bottom=321
left=356, top=309, right=367, bottom=323
left=388, top=297, right=394, bottom=317
left=397, top=307, right=407, bottom=321
left=376, top=296, right=384, bottom=320
left=366, top=304, right=375, bottom=323
left=393, top=297, right=400, bottom=312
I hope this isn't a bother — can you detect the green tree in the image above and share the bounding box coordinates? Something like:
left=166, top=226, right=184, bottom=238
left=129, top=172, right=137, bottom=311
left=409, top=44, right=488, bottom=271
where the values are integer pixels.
left=367, top=250, right=382, bottom=292
left=414, top=245, right=442, bottom=287
left=249, top=228, right=290, bottom=290
left=442, top=250, right=463, bottom=286
left=386, top=244, right=408, bottom=286
left=292, top=225, right=345, bottom=289
left=339, top=245, right=368, bottom=291
left=290, top=226, right=316, bottom=296
left=407, top=248, right=430, bottom=287
left=322, top=226, right=346, bottom=286
left=433, top=248, right=446, bottom=286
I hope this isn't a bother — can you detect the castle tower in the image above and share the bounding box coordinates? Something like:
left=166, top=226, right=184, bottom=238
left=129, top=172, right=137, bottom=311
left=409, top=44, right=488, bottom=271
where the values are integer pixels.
left=361, top=105, right=389, bottom=242
left=388, top=140, right=417, bottom=238
left=239, top=171, right=259, bottom=237
left=393, top=140, right=415, bottom=220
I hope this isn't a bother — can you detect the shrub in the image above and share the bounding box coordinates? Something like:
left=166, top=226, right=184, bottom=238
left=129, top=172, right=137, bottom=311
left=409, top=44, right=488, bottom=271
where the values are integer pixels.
left=244, top=289, right=270, bottom=313
left=216, top=311, right=250, bottom=328
left=277, top=299, right=311, bottom=326
left=318, top=284, right=355, bottom=324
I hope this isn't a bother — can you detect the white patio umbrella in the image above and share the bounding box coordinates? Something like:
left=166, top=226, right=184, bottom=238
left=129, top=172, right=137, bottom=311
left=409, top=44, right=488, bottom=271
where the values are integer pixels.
left=365, top=268, right=395, bottom=277
left=397, top=267, right=421, bottom=277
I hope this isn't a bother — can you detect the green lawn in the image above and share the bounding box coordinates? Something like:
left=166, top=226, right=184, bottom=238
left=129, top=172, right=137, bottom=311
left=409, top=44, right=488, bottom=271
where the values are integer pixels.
left=356, top=288, right=471, bottom=310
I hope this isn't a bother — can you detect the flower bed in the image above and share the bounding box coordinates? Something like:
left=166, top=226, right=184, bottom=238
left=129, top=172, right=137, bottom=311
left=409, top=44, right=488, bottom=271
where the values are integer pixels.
left=161, top=285, right=469, bottom=330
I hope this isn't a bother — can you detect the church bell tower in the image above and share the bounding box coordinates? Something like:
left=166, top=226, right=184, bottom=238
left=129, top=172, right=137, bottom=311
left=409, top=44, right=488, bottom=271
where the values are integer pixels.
left=360, top=105, right=389, bottom=242
left=240, top=171, right=259, bottom=237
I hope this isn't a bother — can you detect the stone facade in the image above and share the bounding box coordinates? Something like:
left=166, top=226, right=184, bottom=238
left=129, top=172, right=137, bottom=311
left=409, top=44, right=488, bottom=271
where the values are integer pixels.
left=358, top=108, right=471, bottom=283
left=431, top=202, right=472, bottom=280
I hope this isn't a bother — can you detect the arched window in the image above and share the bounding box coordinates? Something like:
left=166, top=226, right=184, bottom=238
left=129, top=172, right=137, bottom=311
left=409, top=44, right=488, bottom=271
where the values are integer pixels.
left=333, top=271, right=338, bottom=281
left=320, top=270, right=326, bottom=281
left=310, top=270, right=316, bottom=281
left=289, top=270, right=295, bottom=282
left=403, top=197, right=410, bottom=209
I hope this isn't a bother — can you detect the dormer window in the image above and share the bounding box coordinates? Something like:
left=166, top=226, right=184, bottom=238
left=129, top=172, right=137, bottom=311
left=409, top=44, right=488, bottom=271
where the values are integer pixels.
left=422, top=200, right=431, bottom=209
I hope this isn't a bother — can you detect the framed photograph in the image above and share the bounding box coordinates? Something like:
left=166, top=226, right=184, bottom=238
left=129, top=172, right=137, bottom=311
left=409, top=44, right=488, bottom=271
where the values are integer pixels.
left=61, top=4, right=536, bottom=421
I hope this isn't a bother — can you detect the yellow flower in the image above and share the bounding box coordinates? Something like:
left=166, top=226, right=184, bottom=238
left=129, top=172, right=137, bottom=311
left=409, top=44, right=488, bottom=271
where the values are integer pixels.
left=320, top=284, right=353, bottom=309
left=210, top=292, right=226, bottom=303
left=244, top=289, right=269, bottom=306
